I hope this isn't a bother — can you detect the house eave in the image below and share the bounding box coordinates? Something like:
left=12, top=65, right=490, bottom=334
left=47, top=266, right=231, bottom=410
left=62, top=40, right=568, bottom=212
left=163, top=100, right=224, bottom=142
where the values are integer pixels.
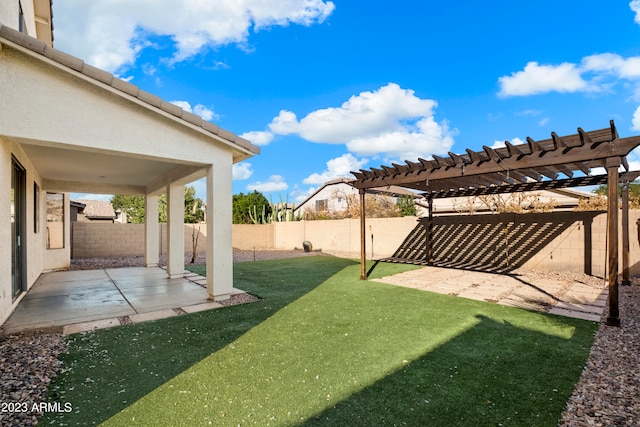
left=0, top=25, right=260, bottom=160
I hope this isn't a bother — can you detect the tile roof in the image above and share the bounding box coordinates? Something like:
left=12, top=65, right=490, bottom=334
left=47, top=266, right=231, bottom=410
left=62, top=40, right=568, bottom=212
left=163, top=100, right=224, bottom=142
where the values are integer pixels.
left=0, top=25, right=260, bottom=156
left=74, top=200, right=116, bottom=219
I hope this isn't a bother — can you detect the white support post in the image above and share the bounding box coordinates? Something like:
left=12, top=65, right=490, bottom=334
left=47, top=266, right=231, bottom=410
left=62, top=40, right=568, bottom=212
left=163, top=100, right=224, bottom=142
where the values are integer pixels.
left=166, top=182, right=184, bottom=279
left=144, top=194, right=159, bottom=267
left=206, top=162, right=233, bottom=300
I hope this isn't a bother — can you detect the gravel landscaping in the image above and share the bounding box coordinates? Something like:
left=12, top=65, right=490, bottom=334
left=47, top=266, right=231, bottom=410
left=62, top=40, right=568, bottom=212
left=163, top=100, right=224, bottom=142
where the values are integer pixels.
left=559, top=279, right=640, bottom=426
left=68, top=248, right=327, bottom=270
left=1, top=251, right=638, bottom=425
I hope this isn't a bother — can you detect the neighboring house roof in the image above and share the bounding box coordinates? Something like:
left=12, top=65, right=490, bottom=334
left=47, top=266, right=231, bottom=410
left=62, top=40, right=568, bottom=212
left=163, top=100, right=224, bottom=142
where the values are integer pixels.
left=70, top=200, right=86, bottom=210
left=0, top=25, right=259, bottom=159
left=74, top=199, right=117, bottom=219
left=295, top=178, right=419, bottom=212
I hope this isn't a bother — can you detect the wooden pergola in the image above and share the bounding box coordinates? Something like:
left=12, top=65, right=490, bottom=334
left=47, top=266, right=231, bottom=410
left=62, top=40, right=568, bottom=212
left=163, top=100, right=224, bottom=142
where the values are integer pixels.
left=351, top=121, right=640, bottom=326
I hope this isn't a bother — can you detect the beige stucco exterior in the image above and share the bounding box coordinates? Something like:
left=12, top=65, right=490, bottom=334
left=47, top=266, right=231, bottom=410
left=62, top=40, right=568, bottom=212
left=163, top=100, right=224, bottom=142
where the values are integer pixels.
left=0, top=2, right=258, bottom=325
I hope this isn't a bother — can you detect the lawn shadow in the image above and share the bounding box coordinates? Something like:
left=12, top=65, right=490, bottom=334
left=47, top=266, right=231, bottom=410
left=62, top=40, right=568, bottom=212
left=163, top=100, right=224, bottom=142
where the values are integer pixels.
left=44, top=256, right=357, bottom=426
left=299, top=314, right=596, bottom=427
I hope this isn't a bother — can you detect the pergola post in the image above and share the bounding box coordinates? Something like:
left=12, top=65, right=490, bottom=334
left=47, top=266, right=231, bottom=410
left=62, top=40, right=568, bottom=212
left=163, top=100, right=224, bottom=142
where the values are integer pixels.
left=583, top=216, right=593, bottom=276
left=427, top=195, right=434, bottom=265
left=606, top=157, right=620, bottom=327
left=621, top=180, right=631, bottom=286
left=359, top=189, right=367, bottom=280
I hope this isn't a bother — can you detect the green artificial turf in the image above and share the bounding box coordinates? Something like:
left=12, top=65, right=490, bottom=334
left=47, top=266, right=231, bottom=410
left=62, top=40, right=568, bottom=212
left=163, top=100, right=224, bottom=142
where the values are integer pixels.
left=43, top=257, right=598, bottom=426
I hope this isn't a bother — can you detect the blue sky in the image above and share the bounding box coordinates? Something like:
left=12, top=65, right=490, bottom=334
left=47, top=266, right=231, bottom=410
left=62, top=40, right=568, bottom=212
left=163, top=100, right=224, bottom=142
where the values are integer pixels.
left=56, top=0, right=640, bottom=203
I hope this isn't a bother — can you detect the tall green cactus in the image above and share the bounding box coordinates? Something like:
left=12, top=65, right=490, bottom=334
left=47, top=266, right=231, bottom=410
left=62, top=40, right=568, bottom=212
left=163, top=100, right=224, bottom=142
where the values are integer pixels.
left=248, top=194, right=302, bottom=223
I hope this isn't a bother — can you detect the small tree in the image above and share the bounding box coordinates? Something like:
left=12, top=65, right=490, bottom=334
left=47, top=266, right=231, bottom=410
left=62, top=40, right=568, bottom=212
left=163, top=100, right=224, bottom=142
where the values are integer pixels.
left=477, top=193, right=556, bottom=214
left=397, top=195, right=417, bottom=216
left=573, top=196, right=607, bottom=211
left=232, top=191, right=271, bottom=224
left=111, top=195, right=146, bottom=223
left=307, top=192, right=401, bottom=219
left=111, top=185, right=204, bottom=223
left=593, top=183, right=640, bottom=208
left=451, top=193, right=557, bottom=215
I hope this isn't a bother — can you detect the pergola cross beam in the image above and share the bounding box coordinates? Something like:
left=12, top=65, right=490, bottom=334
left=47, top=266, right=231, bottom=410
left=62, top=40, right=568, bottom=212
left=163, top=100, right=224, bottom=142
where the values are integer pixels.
left=352, top=122, right=638, bottom=191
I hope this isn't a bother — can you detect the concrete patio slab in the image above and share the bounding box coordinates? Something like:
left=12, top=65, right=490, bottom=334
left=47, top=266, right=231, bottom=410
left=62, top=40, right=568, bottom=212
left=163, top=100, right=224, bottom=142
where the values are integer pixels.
left=0, top=267, right=236, bottom=335
left=63, top=318, right=122, bottom=335
left=129, top=309, right=178, bottom=323
left=372, top=265, right=607, bottom=321
left=182, top=302, right=224, bottom=314
left=548, top=307, right=602, bottom=321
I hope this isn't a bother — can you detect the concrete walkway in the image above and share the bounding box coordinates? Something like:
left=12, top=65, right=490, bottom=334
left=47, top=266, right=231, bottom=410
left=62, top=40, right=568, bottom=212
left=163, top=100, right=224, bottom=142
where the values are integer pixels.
left=372, top=266, right=608, bottom=321
left=2, top=267, right=247, bottom=335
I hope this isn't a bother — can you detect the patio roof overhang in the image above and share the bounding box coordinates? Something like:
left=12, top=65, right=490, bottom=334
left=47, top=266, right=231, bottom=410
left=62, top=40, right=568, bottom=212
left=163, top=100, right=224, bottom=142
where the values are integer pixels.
left=351, top=122, right=640, bottom=327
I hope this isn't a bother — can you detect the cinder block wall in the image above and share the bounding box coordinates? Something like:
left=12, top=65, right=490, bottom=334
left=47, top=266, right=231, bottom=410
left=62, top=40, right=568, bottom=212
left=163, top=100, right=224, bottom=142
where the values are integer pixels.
left=72, top=210, right=640, bottom=277
left=71, top=223, right=208, bottom=258
left=71, top=223, right=145, bottom=258
left=231, top=224, right=275, bottom=250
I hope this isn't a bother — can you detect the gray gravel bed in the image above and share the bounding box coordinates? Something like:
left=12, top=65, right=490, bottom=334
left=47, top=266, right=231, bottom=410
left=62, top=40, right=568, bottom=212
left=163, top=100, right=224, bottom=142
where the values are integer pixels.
left=0, top=331, right=67, bottom=426
left=559, top=279, right=640, bottom=426
left=1, top=254, right=638, bottom=425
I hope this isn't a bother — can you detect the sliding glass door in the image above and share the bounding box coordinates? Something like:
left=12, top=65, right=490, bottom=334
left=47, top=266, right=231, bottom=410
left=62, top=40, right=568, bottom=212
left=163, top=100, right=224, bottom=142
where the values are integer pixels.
left=11, top=158, right=26, bottom=299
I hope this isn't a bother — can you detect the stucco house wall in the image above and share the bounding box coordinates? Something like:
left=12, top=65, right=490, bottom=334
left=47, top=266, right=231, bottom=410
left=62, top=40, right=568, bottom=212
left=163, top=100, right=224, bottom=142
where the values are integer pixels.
left=0, top=2, right=258, bottom=326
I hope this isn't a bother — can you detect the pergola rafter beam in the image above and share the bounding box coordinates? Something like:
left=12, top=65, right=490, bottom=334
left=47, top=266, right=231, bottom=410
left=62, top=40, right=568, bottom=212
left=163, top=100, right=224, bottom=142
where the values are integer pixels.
left=483, top=145, right=506, bottom=163
left=353, top=130, right=640, bottom=190
left=422, top=173, right=616, bottom=199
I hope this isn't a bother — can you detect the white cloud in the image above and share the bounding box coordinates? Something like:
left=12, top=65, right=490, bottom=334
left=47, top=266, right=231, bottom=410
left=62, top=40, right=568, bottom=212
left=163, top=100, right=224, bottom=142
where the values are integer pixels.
left=239, top=130, right=275, bottom=146
left=303, top=153, right=368, bottom=185
left=632, top=106, right=640, bottom=131
left=193, top=105, right=216, bottom=121
left=53, top=0, right=335, bottom=72
left=498, top=51, right=640, bottom=98
left=631, top=0, right=640, bottom=24
left=491, top=137, right=524, bottom=149
left=515, top=109, right=542, bottom=117
left=291, top=186, right=317, bottom=204
left=627, top=147, right=640, bottom=176
left=582, top=53, right=640, bottom=79
left=538, top=117, right=550, bottom=127
left=253, top=83, right=455, bottom=160
left=170, top=100, right=217, bottom=121
left=233, top=162, right=253, bottom=180
left=269, top=110, right=301, bottom=135
left=498, top=62, right=589, bottom=97
left=247, top=175, right=288, bottom=192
